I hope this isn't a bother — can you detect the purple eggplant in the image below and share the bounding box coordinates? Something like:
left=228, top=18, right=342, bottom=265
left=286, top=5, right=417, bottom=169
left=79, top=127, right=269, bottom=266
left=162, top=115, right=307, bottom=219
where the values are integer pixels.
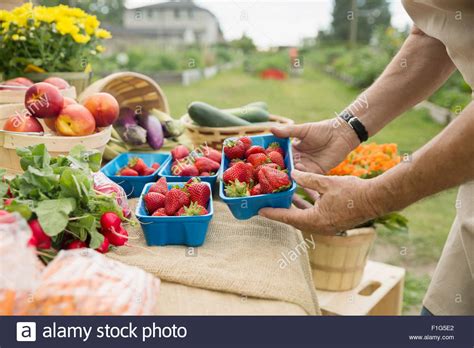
left=137, top=112, right=164, bottom=150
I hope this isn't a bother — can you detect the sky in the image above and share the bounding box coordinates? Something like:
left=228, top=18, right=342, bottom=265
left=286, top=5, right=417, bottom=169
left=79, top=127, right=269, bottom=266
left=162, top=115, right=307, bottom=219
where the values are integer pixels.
left=125, top=0, right=413, bottom=48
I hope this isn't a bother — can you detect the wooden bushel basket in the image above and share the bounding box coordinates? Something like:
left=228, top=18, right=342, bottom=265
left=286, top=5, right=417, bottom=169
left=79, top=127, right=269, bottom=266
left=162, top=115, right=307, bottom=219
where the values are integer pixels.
left=306, top=227, right=376, bottom=291
left=78, top=72, right=170, bottom=115
left=180, top=113, right=294, bottom=149
left=0, top=103, right=111, bottom=174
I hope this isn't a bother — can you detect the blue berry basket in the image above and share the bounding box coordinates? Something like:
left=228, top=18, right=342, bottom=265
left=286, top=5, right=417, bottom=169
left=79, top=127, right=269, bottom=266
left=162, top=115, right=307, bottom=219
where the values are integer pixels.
left=219, top=134, right=296, bottom=220
left=100, top=152, right=171, bottom=198
left=136, top=182, right=213, bottom=246
left=157, top=157, right=219, bottom=188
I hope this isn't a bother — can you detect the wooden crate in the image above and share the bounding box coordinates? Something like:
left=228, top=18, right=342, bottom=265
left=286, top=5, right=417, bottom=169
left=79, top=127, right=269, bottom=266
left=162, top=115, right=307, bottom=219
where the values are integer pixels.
left=316, top=261, right=405, bottom=316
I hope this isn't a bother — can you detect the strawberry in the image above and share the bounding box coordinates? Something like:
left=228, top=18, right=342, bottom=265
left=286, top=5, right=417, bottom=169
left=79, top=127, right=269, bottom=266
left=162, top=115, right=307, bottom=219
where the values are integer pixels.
left=149, top=177, right=168, bottom=195
left=200, top=172, right=210, bottom=176
left=176, top=201, right=208, bottom=216
left=223, top=139, right=246, bottom=160
left=258, top=167, right=291, bottom=193
left=171, top=145, right=190, bottom=160
left=250, top=183, right=262, bottom=196
left=165, top=188, right=190, bottom=215
left=245, top=145, right=266, bottom=158
left=203, top=147, right=222, bottom=163
left=229, top=159, right=244, bottom=167
left=224, top=180, right=250, bottom=197
left=254, top=162, right=280, bottom=178
left=265, top=142, right=284, bottom=156
left=152, top=162, right=161, bottom=170
left=144, top=192, right=166, bottom=214
left=239, top=136, right=252, bottom=151
left=128, top=157, right=147, bottom=175
left=172, top=163, right=199, bottom=176
left=267, top=151, right=285, bottom=169
left=187, top=178, right=211, bottom=207
left=142, top=167, right=156, bottom=176
left=195, top=157, right=220, bottom=174
left=223, top=161, right=253, bottom=184
left=247, top=153, right=269, bottom=167
left=119, top=168, right=138, bottom=176
left=152, top=208, right=167, bottom=216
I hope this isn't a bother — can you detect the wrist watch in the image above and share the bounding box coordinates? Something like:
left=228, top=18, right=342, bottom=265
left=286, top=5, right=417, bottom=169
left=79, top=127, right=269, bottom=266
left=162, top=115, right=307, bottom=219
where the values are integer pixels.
left=339, top=110, right=369, bottom=142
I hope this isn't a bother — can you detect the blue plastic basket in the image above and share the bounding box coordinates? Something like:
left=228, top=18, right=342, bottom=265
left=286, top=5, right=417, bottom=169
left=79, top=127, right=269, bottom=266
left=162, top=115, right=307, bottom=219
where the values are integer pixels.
left=136, top=182, right=213, bottom=247
left=157, top=157, right=219, bottom=188
left=219, top=134, right=296, bottom=220
left=101, top=153, right=171, bottom=198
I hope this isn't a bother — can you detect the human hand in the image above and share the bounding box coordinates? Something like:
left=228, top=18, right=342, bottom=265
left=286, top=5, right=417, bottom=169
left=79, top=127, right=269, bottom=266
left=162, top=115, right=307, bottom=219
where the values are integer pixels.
left=259, top=170, right=382, bottom=235
left=271, top=118, right=360, bottom=174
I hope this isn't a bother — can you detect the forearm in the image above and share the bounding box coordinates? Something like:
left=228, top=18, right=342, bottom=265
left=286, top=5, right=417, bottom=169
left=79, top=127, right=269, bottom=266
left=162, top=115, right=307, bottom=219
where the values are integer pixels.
left=346, top=27, right=456, bottom=136
left=370, top=101, right=474, bottom=214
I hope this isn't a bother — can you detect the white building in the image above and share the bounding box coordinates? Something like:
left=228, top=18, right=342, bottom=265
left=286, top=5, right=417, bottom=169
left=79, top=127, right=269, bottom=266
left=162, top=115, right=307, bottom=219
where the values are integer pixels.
left=123, top=0, right=224, bottom=46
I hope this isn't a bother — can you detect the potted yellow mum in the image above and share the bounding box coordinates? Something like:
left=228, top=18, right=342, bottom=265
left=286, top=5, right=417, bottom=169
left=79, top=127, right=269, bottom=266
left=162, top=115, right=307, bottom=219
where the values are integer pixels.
left=0, top=3, right=112, bottom=93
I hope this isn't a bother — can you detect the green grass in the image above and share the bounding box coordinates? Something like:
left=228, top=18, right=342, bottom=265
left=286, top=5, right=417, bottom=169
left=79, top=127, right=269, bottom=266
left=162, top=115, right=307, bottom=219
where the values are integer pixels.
left=164, top=67, right=456, bottom=314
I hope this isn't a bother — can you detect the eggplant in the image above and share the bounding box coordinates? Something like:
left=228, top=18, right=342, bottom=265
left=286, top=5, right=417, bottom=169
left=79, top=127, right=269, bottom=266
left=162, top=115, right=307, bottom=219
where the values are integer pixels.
left=116, top=107, right=138, bottom=128
left=117, top=125, right=147, bottom=145
left=149, top=108, right=184, bottom=138
left=137, top=112, right=164, bottom=150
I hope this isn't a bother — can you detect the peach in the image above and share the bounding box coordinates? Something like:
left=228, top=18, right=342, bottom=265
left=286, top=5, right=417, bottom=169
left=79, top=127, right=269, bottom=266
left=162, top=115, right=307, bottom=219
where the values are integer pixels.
left=0, top=77, right=34, bottom=90
left=44, top=97, right=77, bottom=131
left=83, top=92, right=119, bottom=127
left=25, top=82, right=64, bottom=119
left=3, top=112, right=44, bottom=133
left=43, top=77, right=70, bottom=90
left=55, top=104, right=96, bottom=136
left=11, top=77, right=34, bottom=86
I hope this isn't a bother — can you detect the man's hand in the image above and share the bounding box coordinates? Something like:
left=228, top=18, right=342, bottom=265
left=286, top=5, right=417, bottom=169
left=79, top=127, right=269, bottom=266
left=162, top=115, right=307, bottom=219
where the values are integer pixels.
left=271, top=118, right=359, bottom=174
left=259, top=170, right=380, bottom=235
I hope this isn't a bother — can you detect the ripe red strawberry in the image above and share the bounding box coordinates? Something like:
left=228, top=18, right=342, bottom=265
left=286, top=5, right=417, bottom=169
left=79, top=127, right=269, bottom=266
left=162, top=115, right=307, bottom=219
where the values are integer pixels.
left=253, top=162, right=280, bottom=177
left=224, top=180, right=250, bottom=197
left=250, top=183, right=262, bottom=196
left=172, top=162, right=199, bottom=176
left=223, top=161, right=253, bottom=184
left=267, top=151, right=285, bottom=169
left=239, top=136, right=252, bottom=151
left=176, top=202, right=208, bottom=216
left=144, top=192, right=166, bottom=214
left=171, top=145, right=190, bottom=160
left=200, top=172, right=210, bottom=176
left=258, top=167, right=291, bottom=193
left=195, top=157, right=220, bottom=174
left=152, top=162, right=161, bottom=170
left=119, top=168, right=138, bottom=176
left=128, top=157, right=147, bottom=175
left=149, top=177, right=168, bottom=195
left=265, top=142, right=284, bottom=156
left=187, top=178, right=211, bottom=207
left=152, top=208, right=167, bottom=216
left=229, top=159, right=244, bottom=167
left=142, top=167, right=156, bottom=176
left=165, top=188, right=190, bottom=215
left=223, top=139, right=246, bottom=160
left=245, top=145, right=266, bottom=158
left=203, top=147, right=222, bottom=163
left=247, top=153, right=269, bottom=167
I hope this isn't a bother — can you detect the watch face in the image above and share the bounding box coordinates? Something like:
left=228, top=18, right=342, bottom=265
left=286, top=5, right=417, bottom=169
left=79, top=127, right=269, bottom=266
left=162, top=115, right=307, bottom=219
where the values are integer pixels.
left=340, top=111, right=352, bottom=121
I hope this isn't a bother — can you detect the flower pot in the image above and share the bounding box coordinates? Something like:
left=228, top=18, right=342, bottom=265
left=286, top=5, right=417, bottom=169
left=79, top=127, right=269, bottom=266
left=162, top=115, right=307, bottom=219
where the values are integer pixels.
left=305, top=227, right=376, bottom=291
left=23, top=71, right=92, bottom=95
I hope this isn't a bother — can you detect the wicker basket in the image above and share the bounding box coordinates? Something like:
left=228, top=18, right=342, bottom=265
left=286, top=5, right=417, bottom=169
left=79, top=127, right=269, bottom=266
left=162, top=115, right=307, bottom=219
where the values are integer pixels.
left=0, top=103, right=111, bottom=174
left=180, top=114, right=294, bottom=149
left=78, top=72, right=169, bottom=114
left=306, top=227, right=376, bottom=291
left=0, top=85, right=76, bottom=105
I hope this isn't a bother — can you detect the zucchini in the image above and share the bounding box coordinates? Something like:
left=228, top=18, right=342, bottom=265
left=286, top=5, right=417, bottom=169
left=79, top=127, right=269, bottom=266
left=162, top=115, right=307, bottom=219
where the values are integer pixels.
left=188, top=101, right=251, bottom=127
left=245, top=101, right=268, bottom=110
left=224, top=105, right=269, bottom=123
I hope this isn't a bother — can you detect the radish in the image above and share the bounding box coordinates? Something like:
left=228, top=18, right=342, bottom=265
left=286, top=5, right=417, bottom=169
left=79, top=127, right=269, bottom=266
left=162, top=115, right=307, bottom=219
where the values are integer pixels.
left=67, top=240, right=87, bottom=249
left=100, top=212, right=122, bottom=232
left=95, top=236, right=110, bottom=253
left=103, top=226, right=128, bottom=246
left=28, top=219, right=52, bottom=249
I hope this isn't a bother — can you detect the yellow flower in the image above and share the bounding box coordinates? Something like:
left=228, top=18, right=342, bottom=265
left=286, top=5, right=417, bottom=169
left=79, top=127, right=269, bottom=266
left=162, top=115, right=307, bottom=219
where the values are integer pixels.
left=12, top=33, right=19, bottom=41
left=33, top=6, right=55, bottom=24
left=56, top=18, right=79, bottom=36
left=95, top=28, right=111, bottom=39
left=83, top=15, right=100, bottom=35
left=72, top=33, right=90, bottom=44
left=96, top=44, right=105, bottom=53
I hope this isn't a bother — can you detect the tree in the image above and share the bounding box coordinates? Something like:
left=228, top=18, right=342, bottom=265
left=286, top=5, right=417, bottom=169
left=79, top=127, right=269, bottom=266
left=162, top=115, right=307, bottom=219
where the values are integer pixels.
left=327, top=0, right=391, bottom=44
left=230, top=34, right=256, bottom=54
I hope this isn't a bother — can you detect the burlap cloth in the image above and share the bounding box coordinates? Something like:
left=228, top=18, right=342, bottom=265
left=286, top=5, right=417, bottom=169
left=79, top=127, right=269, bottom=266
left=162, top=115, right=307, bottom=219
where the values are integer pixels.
left=107, top=199, right=320, bottom=315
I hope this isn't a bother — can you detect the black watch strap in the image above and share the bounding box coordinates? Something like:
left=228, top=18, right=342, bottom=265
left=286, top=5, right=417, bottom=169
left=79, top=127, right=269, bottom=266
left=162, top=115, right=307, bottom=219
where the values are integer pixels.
left=339, top=110, right=369, bottom=142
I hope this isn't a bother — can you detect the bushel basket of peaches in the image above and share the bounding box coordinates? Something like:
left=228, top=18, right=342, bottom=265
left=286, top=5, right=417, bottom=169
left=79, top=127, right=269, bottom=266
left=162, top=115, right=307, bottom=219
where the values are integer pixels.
left=0, top=79, right=120, bottom=173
